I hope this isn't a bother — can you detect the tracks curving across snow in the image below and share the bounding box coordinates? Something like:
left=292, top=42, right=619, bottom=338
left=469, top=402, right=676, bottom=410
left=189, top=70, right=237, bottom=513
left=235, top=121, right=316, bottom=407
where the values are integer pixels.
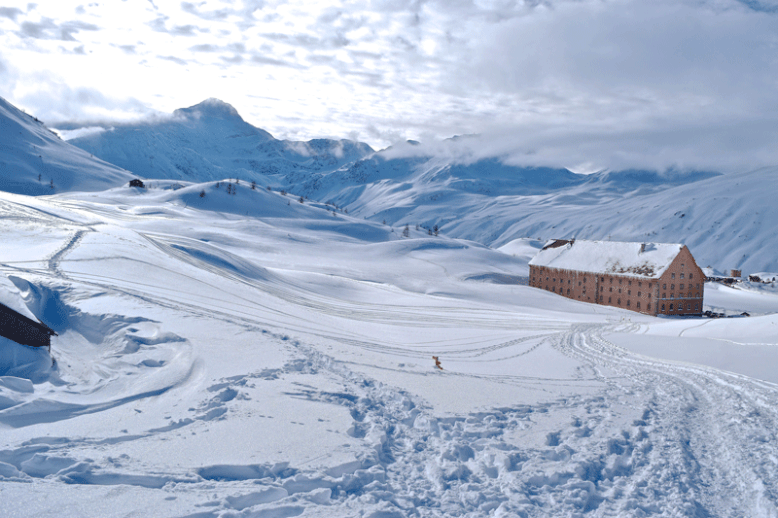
left=551, top=323, right=778, bottom=517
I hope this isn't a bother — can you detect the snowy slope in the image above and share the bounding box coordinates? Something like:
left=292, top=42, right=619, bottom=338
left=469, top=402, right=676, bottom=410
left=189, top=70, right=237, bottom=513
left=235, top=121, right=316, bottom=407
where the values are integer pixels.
left=1, top=185, right=778, bottom=517
left=68, top=98, right=374, bottom=187
left=0, top=97, right=133, bottom=195
left=62, top=97, right=777, bottom=273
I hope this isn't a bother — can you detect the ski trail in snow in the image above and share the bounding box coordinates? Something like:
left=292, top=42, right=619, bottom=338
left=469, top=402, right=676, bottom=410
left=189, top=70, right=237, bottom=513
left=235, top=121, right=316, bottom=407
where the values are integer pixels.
left=553, top=323, right=778, bottom=516
left=46, top=229, right=89, bottom=274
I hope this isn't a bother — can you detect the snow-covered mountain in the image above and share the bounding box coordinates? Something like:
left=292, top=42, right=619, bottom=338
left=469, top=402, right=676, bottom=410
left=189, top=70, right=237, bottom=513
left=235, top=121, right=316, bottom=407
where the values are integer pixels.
left=68, top=98, right=374, bottom=187
left=0, top=97, right=133, bottom=195
left=54, top=96, right=778, bottom=272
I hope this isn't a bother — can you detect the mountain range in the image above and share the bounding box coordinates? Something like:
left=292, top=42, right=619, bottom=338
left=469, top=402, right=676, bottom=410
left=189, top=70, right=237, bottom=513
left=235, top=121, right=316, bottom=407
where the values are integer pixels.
left=1, top=95, right=776, bottom=273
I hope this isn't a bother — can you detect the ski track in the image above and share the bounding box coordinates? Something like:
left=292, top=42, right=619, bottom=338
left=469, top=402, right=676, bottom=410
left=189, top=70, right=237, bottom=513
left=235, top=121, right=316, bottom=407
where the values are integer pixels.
left=3, top=203, right=778, bottom=516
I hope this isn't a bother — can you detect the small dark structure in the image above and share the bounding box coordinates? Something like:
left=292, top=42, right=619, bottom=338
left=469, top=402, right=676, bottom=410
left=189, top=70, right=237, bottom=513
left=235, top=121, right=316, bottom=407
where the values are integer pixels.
left=0, top=303, right=57, bottom=348
left=129, top=179, right=145, bottom=188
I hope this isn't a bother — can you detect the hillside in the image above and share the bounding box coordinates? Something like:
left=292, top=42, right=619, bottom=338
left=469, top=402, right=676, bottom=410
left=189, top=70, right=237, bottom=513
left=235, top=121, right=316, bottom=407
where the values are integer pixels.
left=2, top=182, right=778, bottom=517
left=60, top=97, right=777, bottom=273
left=68, top=98, right=374, bottom=187
left=0, top=97, right=132, bottom=195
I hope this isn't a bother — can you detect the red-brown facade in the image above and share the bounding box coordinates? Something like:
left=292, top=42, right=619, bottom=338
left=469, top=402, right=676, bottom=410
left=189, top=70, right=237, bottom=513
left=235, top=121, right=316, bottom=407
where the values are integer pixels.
left=529, top=245, right=704, bottom=316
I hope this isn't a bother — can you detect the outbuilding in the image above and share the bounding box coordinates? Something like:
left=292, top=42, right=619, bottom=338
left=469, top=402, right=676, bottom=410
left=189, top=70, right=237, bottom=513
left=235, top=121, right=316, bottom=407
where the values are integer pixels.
left=529, top=239, right=704, bottom=316
left=0, top=276, right=57, bottom=347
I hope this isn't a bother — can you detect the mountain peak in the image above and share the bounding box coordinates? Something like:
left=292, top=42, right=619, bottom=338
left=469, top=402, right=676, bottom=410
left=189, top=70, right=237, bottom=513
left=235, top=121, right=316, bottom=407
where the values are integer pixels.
left=173, top=98, right=242, bottom=120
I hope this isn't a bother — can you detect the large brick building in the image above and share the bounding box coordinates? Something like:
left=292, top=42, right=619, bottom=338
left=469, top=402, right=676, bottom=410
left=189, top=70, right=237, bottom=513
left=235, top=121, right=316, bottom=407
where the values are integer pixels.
left=529, top=239, right=704, bottom=316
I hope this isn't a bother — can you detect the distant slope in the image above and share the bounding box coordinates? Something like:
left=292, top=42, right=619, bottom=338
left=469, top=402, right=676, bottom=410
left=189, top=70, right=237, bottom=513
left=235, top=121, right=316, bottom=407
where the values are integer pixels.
left=0, top=97, right=132, bottom=195
left=68, top=98, right=374, bottom=187
left=61, top=97, right=777, bottom=272
left=330, top=159, right=773, bottom=273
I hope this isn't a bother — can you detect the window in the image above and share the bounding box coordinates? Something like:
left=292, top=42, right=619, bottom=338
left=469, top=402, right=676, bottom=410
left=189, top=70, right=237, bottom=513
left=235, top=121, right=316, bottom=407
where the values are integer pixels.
left=648, top=283, right=652, bottom=288
left=583, top=288, right=586, bottom=293
left=601, top=277, right=604, bottom=282
left=671, top=284, right=675, bottom=290
left=568, top=279, right=571, bottom=284
left=553, top=278, right=556, bottom=282
left=647, top=303, right=651, bottom=311
left=680, top=284, right=684, bottom=290
left=696, top=283, right=700, bottom=289
left=696, top=292, right=699, bottom=297
left=670, top=303, right=674, bottom=310
left=552, top=287, right=556, bottom=292
left=637, top=302, right=641, bottom=309
left=600, top=286, right=604, bottom=292
left=663, top=292, right=666, bottom=298
left=695, top=303, right=699, bottom=310
left=672, top=273, right=675, bottom=279
left=681, top=264, right=684, bottom=270
left=546, top=277, right=549, bottom=281
left=670, top=293, right=674, bottom=299
left=618, top=298, right=621, bottom=305
left=663, top=284, right=667, bottom=289
left=560, top=279, right=563, bottom=283
left=680, top=273, right=685, bottom=279
left=627, top=300, right=631, bottom=307
left=690, top=274, right=693, bottom=279
left=610, top=278, right=613, bottom=284
left=619, top=279, right=622, bottom=285
left=639, top=282, right=642, bottom=287
left=629, top=280, right=632, bottom=286
left=610, top=287, right=613, bottom=292
left=687, top=303, right=691, bottom=310
left=578, top=281, right=582, bottom=286
left=637, top=291, right=641, bottom=297
left=662, top=303, right=666, bottom=311
left=688, top=291, right=692, bottom=298
left=608, top=297, right=612, bottom=303
left=584, top=277, right=587, bottom=283
left=628, top=290, right=631, bottom=295
left=618, top=288, right=622, bottom=293
left=600, top=296, right=603, bottom=301
left=567, top=289, right=570, bottom=295
left=648, top=293, right=651, bottom=298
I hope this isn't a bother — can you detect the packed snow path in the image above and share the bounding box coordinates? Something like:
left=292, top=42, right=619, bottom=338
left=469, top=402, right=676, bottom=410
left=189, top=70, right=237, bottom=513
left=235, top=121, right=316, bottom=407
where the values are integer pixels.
left=0, top=187, right=777, bottom=517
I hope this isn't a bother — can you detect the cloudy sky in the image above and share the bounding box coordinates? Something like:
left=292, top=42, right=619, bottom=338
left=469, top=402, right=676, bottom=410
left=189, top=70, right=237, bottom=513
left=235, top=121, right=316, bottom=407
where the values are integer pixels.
left=1, top=0, right=777, bottom=172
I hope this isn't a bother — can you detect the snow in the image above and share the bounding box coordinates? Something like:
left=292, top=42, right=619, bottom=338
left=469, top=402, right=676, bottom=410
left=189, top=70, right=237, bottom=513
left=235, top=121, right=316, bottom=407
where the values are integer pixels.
left=0, top=181, right=777, bottom=517
left=58, top=96, right=778, bottom=274
left=0, top=275, right=40, bottom=323
left=2, top=95, right=778, bottom=516
left=0, top=97, right=132, bottom=195
left=528, top=239, right=684, bottom=278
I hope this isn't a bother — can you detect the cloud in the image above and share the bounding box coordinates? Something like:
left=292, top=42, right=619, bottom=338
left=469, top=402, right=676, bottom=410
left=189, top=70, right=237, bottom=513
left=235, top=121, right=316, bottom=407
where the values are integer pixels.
left=13, top=80, right=153, bottom=126
left=160, top=55, right=188, bottom=65
left=190, top=43, right=218, bottom=52
left=0, top=7, right=23, bottom=20
left=19, top=18, right=99, bottom=41
left=180, top=0, right=264, bottom=22
left=249, top=53, right=301, bottom=68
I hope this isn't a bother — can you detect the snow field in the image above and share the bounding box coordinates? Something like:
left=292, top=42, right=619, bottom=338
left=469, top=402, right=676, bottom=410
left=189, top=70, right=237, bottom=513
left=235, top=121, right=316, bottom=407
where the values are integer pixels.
left=0, top=185, right=777, bottom=516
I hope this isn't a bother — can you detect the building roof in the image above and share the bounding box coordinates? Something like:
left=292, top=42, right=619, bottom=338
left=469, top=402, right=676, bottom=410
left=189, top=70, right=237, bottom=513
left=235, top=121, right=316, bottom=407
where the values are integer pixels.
left=0, top=275, right=41, bottom=323
left=528, top=239, right=685, bottom=279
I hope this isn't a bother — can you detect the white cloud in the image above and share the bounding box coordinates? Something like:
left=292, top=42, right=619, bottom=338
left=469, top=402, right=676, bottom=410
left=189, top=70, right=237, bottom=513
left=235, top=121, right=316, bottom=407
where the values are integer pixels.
left=0, top=0, right=777, bottom=171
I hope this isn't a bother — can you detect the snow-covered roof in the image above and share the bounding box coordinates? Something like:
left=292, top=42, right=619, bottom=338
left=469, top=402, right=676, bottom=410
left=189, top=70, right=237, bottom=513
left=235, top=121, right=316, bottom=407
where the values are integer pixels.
left=528, top=239, right=684, bottom=279
left=0, top=275, right=40, bottom=323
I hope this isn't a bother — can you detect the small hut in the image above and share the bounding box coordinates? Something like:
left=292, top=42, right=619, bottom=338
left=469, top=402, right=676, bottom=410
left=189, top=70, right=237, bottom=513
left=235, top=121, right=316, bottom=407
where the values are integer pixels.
left=0, top=277, right=57, bottom=348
